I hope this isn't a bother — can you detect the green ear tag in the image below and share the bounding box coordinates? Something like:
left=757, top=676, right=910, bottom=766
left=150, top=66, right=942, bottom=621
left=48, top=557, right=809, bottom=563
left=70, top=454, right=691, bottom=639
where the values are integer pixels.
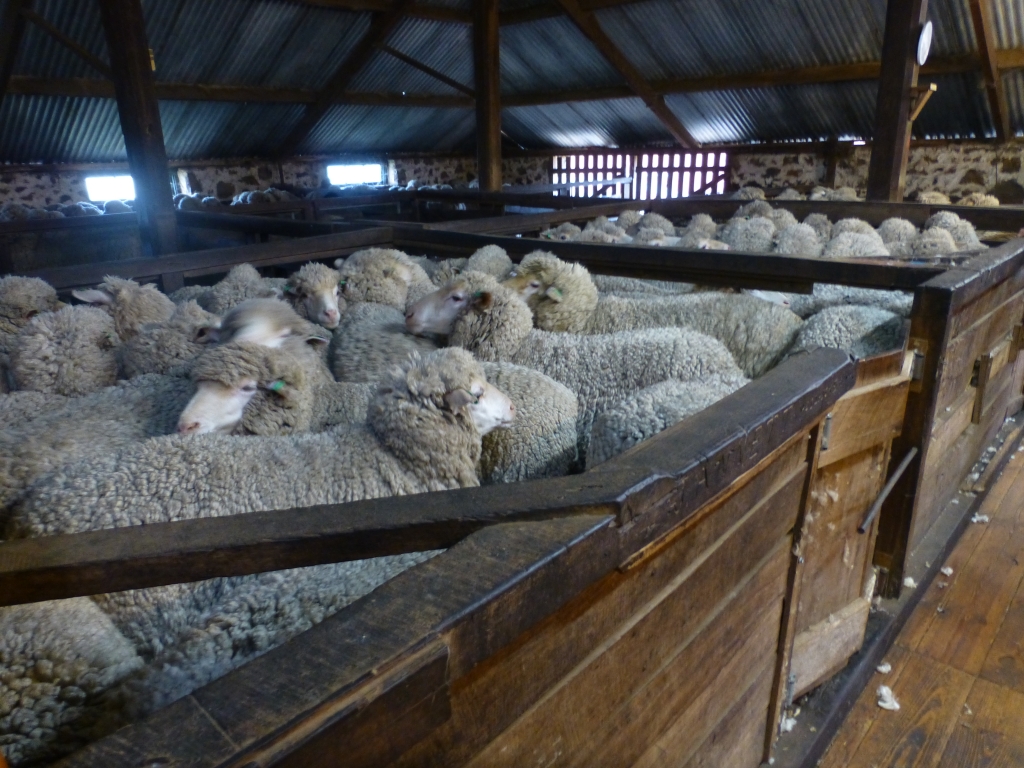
left=338, top=278, right=347, bottom=286
left=268, top=380, right=286, bottom=392
left=472, top=291, right=483, bottom=298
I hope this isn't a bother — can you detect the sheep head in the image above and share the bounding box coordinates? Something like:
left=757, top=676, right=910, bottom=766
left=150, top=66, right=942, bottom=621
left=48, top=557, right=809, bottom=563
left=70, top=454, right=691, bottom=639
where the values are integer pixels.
left=502, top=251, right=598, bottom=333
left=335, top=248, right=429, bottom=310
left=215, top=298, right=327, bottom=349
left=283, top=262, right=344, bottom=329
left=0, top=276, right=63, bottom=341
left=72, top=276, right=175, bottom=340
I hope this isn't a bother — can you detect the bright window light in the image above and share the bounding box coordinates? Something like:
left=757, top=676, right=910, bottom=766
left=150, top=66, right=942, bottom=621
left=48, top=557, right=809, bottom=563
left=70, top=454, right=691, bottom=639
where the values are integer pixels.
left=85, top=175, right=135, bottom=201
left=326, top=163, right=383, bottom=185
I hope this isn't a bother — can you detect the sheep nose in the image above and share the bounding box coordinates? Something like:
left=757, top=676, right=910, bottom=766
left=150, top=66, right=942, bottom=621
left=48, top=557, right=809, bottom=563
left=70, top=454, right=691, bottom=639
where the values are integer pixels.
left=177, top=420, right=201, bottom=434
left=509, top=402, right=516, bottom=415
left=324, top=308, right=339, bottom=322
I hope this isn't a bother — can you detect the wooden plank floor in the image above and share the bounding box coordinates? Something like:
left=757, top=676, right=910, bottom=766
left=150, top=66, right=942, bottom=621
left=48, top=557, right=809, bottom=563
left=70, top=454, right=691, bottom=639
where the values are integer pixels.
left=819, top=444, right=1024, bottom=767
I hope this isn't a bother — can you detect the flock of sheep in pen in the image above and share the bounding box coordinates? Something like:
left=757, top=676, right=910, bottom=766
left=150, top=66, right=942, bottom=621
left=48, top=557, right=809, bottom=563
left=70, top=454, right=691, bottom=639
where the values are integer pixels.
left=0, top=198, right=988, bottom=765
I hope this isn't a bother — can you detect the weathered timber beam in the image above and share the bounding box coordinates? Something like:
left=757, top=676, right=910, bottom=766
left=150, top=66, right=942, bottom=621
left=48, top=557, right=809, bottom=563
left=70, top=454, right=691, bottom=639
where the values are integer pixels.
left=20, top=7, right=113, bottom=78
left=379, top=44, right=474, bottom=95
left=278, top=0, right=417, bottom=157
left=290, top=0, right=470, bottom=23
left=0, top=0, right=31, bottom=104
left=474, top=0, right=502, bottom=191
left=555, top=0, right=699, bottom=147
left=501, top=0, right=652, bottom=25
left=98, top=0, right=178, bottom=254
left=968, top=0, right=1010, bottom=140
left=866, top=0, right=929, bottom=202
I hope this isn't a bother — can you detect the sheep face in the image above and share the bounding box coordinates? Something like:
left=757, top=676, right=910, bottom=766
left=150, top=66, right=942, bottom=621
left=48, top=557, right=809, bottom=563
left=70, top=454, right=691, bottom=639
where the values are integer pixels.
left=286, top=280, right=342, bottom=329
left=217, top=299, right=316, bottom=348
left=177, top=379, right=260, bottom=434
left=461, top=378, right=515, bottom=436
left=405, top=280, right=489, bottom=336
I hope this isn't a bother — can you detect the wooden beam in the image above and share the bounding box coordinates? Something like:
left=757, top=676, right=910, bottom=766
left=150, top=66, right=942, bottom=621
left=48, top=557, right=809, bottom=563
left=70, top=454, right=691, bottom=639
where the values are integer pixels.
left=473, top=0, right=501, bottom=191
left=278, top=0, right=417, bottom=157
left=501, top=0, right=650, bottom=25
left=555, top=0, right=699, bottom=147
left=20, top=8, right=113, bottom=79
left=968, top=0, right=1010, bottom=141
left=379, top=44, right=475, bottom=96
left=866, top=0, right=929, bottom=202
left=0, top=0, right=31, bottom=105
left=291, top=0, right=471, bottom=23
left=98, top=0, right=178, bottom=254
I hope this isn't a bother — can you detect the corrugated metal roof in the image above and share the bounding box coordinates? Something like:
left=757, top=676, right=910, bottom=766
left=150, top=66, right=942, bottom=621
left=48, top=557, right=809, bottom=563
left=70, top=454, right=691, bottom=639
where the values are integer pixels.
left=11, top=0, right=109, bottom=79
left=301, top=105, right=475, bottom=153
left=1001, top=69, right=1024, bottom=137
left=992, top=0, right=1024, bottom=49
left=160, top=101, right=306, bottom=158
left=912, top=72, right=994, bottom=139
left=350, top=18, right=472, bottom=94
left=503, top=99, right=670, bottom=148
left=500, top=16, right=623, bottom=94
left=0, top=96, right=125, bottom=163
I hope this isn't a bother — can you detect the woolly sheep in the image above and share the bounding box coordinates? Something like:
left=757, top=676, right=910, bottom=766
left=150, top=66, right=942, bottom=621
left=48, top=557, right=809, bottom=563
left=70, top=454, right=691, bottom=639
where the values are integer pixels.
left=832, top=218, right=879, bottom=239
left=810, top=186, right=860, bottom=202
left=103, top=199, right=133, bottom=214
left=636, top=211, right=676, bottom=237
left=502, top=252, right=802, bottom=377
left=9, top=348, right=513, bottom=541
left=0, top=598, right=143, bottom=766
left=925, top=211, right=983, bottom=250
left=719, top=216, right=775, bottom=252
left=331, top=302, right=440, bottom=384
left=735, top=199, right=773, bottom=219
left=465, top=244, right=514, bottom=279
left=117, top=300, right=220, bottom=378
left=540, top=222, right=582, bottom=241
left=911, top=227, right=958, bottom=258
left=167, top=284, right=210, bottom=304
left=9, top=306, right=119, bottom=396
left=586, top=374, right=748, bottom=469
left=822, top=232, right=891, bottom=259
left=335, top=247, right=435, bottom=309
left=583, top=216, right=629, bottom=242
left=786, top=283, right=914, bottom=319
left=677, top=213, right=718, bottom=247
left=803, top=213, right=833, bottom=244
left=0, top=390, right=67, bottom=425
left=281, top=262, right=344, bottom=329
left=767, top=208, right=799, bottom=231
left=878, top=217, right=919, bottom=246
left=616, top=210, right=643, bottom=229
left=590, top=275, right=696, bottom=296
left=731, top=186, right=766, bottom=201
left=72, top=276, right=175, bottom=341
left=774, top=188, right=806, bottom=201
left=959, top=191, right=999, bottom=207
left=577, top=228, right=619, bottom=244
left=632, top=227, right=680, bottom=246
left=773, top=223, right=823, bottom=257
left=214, top=298, right=327, bottom=350
left=196, top=264, right=283, bottom=315
left=405, top=272, right=746, bottom=460
left=916, top=190, right=951, bottom=205
left=0, top=275, right=63, bottom=354
left=788, top=304, right=905, bottom=359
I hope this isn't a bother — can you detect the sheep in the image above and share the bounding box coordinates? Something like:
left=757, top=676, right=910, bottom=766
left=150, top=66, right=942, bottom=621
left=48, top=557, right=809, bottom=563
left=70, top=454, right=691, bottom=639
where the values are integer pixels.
left=405, top=272, right=746, bottom=460
left=502, top=252, right=802, bottom=377
left=103, top=199, right=133, bottom=214
left=9, top=348, right=513, bottom=540
left=583, top=216, right=629, bottom=242
left=0, top=390, right=67, bottom=425
left=425, top=258, right=468, bottom=286
left=633, top=227, right=680, bottom=246
left=0, top=276, right=63, bottom=355
left=925, top=211, right=983, bottom=250
left=331, top=302, right=440, bottom=384
left=615, top=210, right=643, bottom=229
left=916, top=190, right=951, bottom=205
left=578, top=228, right=620, bottom=244
left=465, top=244, right=514, bottom=279
left=8, top=306, right=120, bottom=396
left=214, top=298, right=327, bottom=350
left=832, top=218, right=879, bottom=239
left=730, top=186, right=766, bottom=201
left=167, top=284, right=210, bottom=304
left=0, top=598, right=143, bottom=766
left=590, top=275, right=697, bottom=296
left=787, top=304, right=905, bottom=359
left=281, top=261, right=344, bottom=329
left=822, top=232, right=891, bottom=259
left=586, top=374, right=748, bottom=469
left=540, top=222, right=582, bottom=241
left=677, top=213, right=718, bottom=247
left=117, top=300, right=220, bottom=378
left=719, top=216, right=775, bottom=252
left=803, top=213, right=833, bottom=244
left=334, top=247, right=435, bottom=309
left=911, top=227, right=958, bottom=258
left=767, top=207, right=799, bottom=232
left=959, top=191, right=1000, bottom=207
left=735, top=199, right=773, bottom=219
left=72, top=276, right=175, bottom=341
left=195, top=264, right=284, bottom=315
left=478, top=362, right=578, bottom=483
left=774, top=188, right=806, bottom=201
left=878, top=217, right=919, bottom=247
left=773, top=223, right=823, bottom=257
left=635, top=211, right=676, bottom=237
left=786, top=284, right=914, bottom=319
left=810, top=186, right=860, bottom=201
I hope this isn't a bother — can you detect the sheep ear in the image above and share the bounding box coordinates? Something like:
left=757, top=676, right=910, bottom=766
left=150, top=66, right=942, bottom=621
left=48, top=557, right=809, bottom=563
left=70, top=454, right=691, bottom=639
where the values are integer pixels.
left=545, top=286, right=563, bottom=302
left=283, top=282, right=300, bottom=296
left=444, top=389, right=475, bottom=410
left=194, top=325, right=220, bottom=344
left=303, top=334, right=330, bottom=348
left=72, top=288, right=113, bottom=305
left=471, top=291, right=494, bottom=310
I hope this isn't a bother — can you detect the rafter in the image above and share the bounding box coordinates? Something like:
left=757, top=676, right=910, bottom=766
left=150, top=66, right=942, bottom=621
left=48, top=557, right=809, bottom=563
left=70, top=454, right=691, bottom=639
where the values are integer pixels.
left=290, top=0, right=470, bottom=23
left=378, top=44, right=474, bottom=95
left=277, top=0, right=417, bottom=157
left=554, top=0, right=698, bottom=147
left=20, top=8, right=113, bottom=78
left=0, top=0, right=32, bottom=105
left=968, top=0, right=1010, bottom=141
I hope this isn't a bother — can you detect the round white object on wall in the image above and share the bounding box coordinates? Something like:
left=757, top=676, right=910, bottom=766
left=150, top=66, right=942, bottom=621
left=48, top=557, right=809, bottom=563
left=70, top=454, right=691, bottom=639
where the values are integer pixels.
left=917, top=21, right=933, bottom=66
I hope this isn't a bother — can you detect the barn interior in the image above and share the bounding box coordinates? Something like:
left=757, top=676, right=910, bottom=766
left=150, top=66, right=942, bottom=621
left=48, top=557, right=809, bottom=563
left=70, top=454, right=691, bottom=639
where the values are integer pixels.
left=2, top=0, right=1024, bottom=766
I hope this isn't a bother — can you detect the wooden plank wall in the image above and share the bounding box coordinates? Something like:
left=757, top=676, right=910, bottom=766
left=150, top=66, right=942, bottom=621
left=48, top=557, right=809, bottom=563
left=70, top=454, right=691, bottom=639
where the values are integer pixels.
left=0, top=213, right=142, bottom=273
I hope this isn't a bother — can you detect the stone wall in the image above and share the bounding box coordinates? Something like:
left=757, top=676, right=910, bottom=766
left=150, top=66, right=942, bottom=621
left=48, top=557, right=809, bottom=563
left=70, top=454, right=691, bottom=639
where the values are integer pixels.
left=390, top=156, right=549, bottom=187
left=0, top=169, right=93, bottom=208
left=732, top=142, right=1024, bottom=203
left=174, top=159, right=328, bottom=200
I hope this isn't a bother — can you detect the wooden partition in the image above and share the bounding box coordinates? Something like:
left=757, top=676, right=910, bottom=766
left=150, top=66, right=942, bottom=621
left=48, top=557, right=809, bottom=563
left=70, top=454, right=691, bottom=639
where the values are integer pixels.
left=0, top=212, right=142, bottom=274
left=1, top=350, right=855, bottom=768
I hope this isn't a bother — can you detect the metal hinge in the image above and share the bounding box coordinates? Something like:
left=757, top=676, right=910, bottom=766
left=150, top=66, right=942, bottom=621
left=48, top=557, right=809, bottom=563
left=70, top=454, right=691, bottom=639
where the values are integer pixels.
left=820, top=412, right=833, bottom=451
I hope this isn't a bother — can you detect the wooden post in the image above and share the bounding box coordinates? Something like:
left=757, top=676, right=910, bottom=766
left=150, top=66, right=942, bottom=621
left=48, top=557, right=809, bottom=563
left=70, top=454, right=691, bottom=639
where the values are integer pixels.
left=968, top=0, right=1010, bottom=141
left=865, top=0, right=929, bottom=202
left=98, top=0, right=178, bottom=255
left=474, top=0, right=502, bottom=192
left=0, top=0, right=31, bottom=105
